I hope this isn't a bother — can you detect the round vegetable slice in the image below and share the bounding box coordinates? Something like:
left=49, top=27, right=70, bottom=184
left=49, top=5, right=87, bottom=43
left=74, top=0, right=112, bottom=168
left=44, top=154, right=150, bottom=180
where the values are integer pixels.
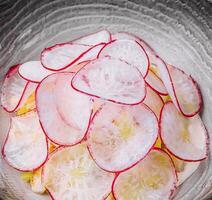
left=112, top=32, right=156, bottom=64
left=112, top=149, right=177, bottom=200
left=156, top=57, right=202, bottom=117
left=42, top=144, right=115, bottom=200
left=18, top=61, right=53, bottom=83
left=36, top=72, right=93, bottom=145
left=143, top=86, right=164, bottom=119
left=2, top=111, right=48, bottom=171
left=41, top=43, right=91, bottom=71
left=145, top=69, right=168, bottom=96
left=87, top=103, right=158, bottom=172
left=1, top=64, right=28, bottom=112
left=71, top=57, right=146, bottom=105
left=74, top=30, right=111, bottom=45
left=160, top=101, right=208, bottom=161
left=98, top=39, right=149, bottom=77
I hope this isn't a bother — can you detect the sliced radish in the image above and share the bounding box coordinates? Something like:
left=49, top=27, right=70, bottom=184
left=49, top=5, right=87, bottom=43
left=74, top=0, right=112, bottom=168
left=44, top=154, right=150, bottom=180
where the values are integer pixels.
left=1, top=65, right=28, bottom=112
left=145, top=69, right=168, bottom=95
left=36, top=72, right=93, bottom=145
left=68, top=61, right=90, bottom=73
left=87, top=103, right=158, bottom=172
left=156, top=57, right=202, bottom=117
left=98, top=39, right=149, bottom=77
left=143, top=86, right=164, bottom=119
left=2, top=111, right=48, bottom=171
left=74, top=30, right=111, bottom=45
left=42, top=144, right=115, bottom=200
left=41, top=43, right=91, bottom=71
left=177, top=161, right=200, bottom=186
left=112, top=32, right=156, bottom=65
left=18, top=61, right=53, bottom=83
left=112, top=149, right=177, bottom=200
left=71, top=57, right=146, bottom=105
left=160, top=102, right=208, bottom=161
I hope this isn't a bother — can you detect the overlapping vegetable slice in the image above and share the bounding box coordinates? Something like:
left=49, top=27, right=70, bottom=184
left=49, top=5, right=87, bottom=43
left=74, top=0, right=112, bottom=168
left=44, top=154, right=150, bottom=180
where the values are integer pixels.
left=36, top=72, right=93, bottom=145
left=18, top=61, right=53, bottom=83
left=41, top=43, right=91, bottom=71
left=160, top=102, right=208, bottom=161
left=156, top=57, right=202, bottom=117
left=1, top=65, right=28, bottom=112
left=87, top=103, right=158, bottom=172
left=2, top=111, right=48, bottom=171
left=74, top=30, right=111, bottom=45
left=72, top=57, right=146, bottom=105
left=42, top=144, right=115, bottom=200
left=98, top=39, right=149, bottom=77
left=112, top=149, right=177, bottom=200
left=143, top=86, right=164, bottom=119
left=145, top=69, right=168, bottom=95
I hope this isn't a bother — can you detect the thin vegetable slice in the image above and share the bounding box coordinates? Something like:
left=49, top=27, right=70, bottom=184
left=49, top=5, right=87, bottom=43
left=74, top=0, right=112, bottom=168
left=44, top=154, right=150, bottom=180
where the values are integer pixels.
left=87, top=103, right=158, bottom=172
left=143, top=86, right=164, bottom=119
left=112, top=32, right=157, bottom=66
left=160, top=102, right=208, bottom=161
left=1, top=65, right=28, bottom=112
left=41, top=43, right=91, bottom=71
left=112, top=149, right=177, bottom=200
left=42, top=144, right=115, bottom=200
left=156, top=57, right=202, bottom=117
left=2, top=111, right=48, bottom=171
left=71, top=57, right=146, bottom=105
left=145, top=69, right=168, bottom=95
left=98, top=39, right=149, bottom=77
left=74, top=30, right=111, bottom=45
left=36, top=73, right=93, bottom=145
left=18, top=61, right=53, bottom=83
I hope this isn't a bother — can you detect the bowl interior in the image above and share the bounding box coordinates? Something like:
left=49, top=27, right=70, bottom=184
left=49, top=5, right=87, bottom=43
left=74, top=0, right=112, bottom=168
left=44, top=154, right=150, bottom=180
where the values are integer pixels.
left=0, top=1, right=212, bottom=199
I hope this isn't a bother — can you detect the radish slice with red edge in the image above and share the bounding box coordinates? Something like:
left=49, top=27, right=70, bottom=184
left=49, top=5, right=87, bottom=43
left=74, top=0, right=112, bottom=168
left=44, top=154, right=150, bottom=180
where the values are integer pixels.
left=36, top=72, right=93, bottom=146
left=145, top=69, right=168, bottom=96
left=18, top=61, right=53, bottom=83
left=1, top=64, right=28, bottom=112
left=98, top=39, right=149, bottom=77
left=71, top=57, right=146, bottom=105
left=74, top=30, right=111, bottom=46
left=112, top=32, right=158, bottom=67
left=160, top=101, right=208, bottom=161
left=112, top=149, right=177, bottom=200
left=42, top=144, right=115, bottom=200
left=2, top=111, right=48, bottom=171
left=143, top=86, right=164, bottom=119
left=41, top=43, right=91, bottom=71
left=156, top=57, right=202, bottom=117
left=87, top=103, right=158, bottom=172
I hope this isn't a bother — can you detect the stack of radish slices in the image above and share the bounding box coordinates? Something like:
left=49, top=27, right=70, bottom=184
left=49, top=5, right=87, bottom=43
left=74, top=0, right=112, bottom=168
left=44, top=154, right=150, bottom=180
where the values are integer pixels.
left=1, top=30, right=208, bottom=200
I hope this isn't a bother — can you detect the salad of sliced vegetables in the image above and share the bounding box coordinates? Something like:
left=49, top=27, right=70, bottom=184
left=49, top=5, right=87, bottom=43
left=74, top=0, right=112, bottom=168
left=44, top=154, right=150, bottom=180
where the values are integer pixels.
left=0, top=30, right=208, bottom=200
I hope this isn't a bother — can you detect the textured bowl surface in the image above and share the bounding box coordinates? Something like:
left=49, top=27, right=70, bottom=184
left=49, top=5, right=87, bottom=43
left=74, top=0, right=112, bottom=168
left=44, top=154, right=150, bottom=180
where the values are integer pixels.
left=0, top=0, right=212, bottom=199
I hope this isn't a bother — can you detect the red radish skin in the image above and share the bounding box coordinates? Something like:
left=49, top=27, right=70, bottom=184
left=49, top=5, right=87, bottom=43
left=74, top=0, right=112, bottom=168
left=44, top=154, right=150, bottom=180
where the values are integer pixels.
left=155, top=56, right=202, bottom=117
left=111, top=148, right=177, bottom=200
left=98, top=40, right=150, bottom=78
left=145, top=69, right=168, bottom=96
left=1, top=64, right=29, bottom=113
left=159, top=101, right=209, bottom=162
left=71, top=57, right=146, bottom=106
left=2, top=112, right=48, bottom=172
left=87, top=103, right=158, bottom=173
left=36, top=73, right=93, bottom=146
left=41, top=43, right=94, bottom=71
